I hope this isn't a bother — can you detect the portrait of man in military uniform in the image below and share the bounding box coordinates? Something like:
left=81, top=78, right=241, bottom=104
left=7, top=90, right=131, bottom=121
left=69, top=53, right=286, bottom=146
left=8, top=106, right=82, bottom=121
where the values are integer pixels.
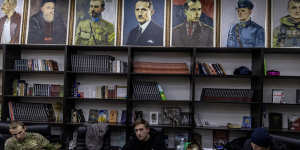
left=0, top=0, right=24, bottom=44
left=221, top=0, right=266, bottom=47
left=26, top=0, right=69, bottom=44
left=122, top=0, right=165, bottom=46
left=272, top=0, right=300, bottom=47
left=74, top=0, right=117, bottom=46
left=171, top=0, right=214, bottom=47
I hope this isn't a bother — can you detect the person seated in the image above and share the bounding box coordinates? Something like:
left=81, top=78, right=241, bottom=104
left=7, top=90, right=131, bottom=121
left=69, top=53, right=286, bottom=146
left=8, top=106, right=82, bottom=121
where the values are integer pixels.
left=122, top=119, right=166, bottom=150
left=4, top=121, right=61, bottom=150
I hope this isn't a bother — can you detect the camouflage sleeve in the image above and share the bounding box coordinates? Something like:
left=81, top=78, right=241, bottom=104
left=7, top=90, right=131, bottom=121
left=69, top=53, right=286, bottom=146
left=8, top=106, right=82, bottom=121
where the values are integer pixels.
left=75, top=21, right=83, bottom=45
left=107, top=23, right=115, bottom=45
left=4, top=138, right=16, bottom=150
left=33, top=133, right=50, bottom=148
left=272, top=26, right=280, bottom=48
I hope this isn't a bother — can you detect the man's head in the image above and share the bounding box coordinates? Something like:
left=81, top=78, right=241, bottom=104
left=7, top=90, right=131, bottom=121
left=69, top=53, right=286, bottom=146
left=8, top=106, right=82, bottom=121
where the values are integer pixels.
left=133, top=119, right=150, bottom=142
left=1, top=0, right=17, bottom=17
left=250, top=128, right=271, bottom=150
left=288, top=0, right=300, bottom=20
left=236, top=0, right=253, bottom=22
left=40, top=0, right=56, bottom=23
left=89, top=0, right=105, bottom=18
left=9, top=121, right=26, bottom=142
left=184, top=0, right=202, bottom=23
left=135, top=0, right=154, bottom=25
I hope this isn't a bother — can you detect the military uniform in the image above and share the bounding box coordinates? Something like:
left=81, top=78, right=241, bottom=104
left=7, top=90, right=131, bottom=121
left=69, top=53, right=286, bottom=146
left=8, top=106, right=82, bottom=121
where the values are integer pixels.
left=5, top=132, right=49, bottom=150
left=75, top=19, right=115, bottom=46
left=273, top=15, right=300, bottom=47
left=227, top=19, right=265, bottom=47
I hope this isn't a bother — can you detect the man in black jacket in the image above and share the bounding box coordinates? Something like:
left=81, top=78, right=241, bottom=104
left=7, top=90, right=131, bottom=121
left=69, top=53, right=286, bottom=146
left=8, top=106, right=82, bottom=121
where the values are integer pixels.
left=122, top=119, right=167, bottom=150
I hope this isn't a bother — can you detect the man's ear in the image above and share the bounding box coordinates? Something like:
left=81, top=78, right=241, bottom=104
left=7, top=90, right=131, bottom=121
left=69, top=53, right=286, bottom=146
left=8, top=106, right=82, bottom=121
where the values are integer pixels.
left=151, top=9, right=155, bottom=16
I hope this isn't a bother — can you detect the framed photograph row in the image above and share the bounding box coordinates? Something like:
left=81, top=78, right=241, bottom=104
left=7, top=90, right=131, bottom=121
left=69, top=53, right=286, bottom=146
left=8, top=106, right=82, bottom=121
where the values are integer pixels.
left=0, top=0, right=298, bottom=48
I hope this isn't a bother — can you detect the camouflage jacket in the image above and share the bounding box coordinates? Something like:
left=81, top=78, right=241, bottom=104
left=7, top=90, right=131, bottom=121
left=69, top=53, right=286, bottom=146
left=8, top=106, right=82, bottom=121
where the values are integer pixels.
left=75, top=19, right=115, bottom=46
left=5, top=132, right=50, bottom=150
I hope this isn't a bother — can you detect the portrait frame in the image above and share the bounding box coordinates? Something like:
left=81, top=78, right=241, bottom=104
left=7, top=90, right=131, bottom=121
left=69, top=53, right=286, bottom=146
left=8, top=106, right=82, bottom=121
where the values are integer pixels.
left=220, top=0, right=267, bottom=48
left=170, top=0, right=216, bottom=47
left=25, top=0, right=71, bottom=45
left=73, top=0, right=118, bottom=46
left=271, top=0, right=300, bottom=48
left=149, top=111, right=159, bottom=125
left=0, top=0, right=25, bottom=44
left=121, top=0, right=166, bottom=46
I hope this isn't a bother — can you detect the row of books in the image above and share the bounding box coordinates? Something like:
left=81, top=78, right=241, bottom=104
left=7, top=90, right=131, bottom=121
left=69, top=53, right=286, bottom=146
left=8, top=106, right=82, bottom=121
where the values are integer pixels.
left=12, top=80, right=63, bottom=97
left=14, top=59, right=59, bottom=71
left=201, top=88, right=254, bottom=102
left=8, top=101, right=55, bottom=121
left=196, top=62, right=226, bottom=75
left=72, top=82, right=127, bottom=99
left=133, top=61, right=189, bottom=74
left=71, top=55, right=128, bottom=73
left=132, top=80, right=165, bottom=100
left=87, top=109, right=126, bottom=123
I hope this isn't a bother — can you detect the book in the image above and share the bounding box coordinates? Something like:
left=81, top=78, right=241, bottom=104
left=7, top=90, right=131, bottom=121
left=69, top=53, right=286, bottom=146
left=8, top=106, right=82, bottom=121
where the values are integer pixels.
left=88, top=109, right=99, bottom=122
left=288, top=114, right=300, bottom=131
left=272, top=89, right=285, bottom=103
left=134, top=111, right=143, bottom=121
left=241, top=116, right=251, bottom=128
left=149, top=112, right=159, bottom=125
left=109, top=110, right=118, bottom=123
left=213, top=130, right=228, bottom=149
left=98, top=110, right=108, bottom=123
left=269, top=112, right=282, bottom=129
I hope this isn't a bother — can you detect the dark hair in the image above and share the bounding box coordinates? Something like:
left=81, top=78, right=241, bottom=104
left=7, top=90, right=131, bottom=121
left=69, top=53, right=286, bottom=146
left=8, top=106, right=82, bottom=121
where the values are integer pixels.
left=184, top=0, right=201, bottom=10
left=91, top=0, right=105, bottom=9
left=288, top=0, right=300, bottom=8
left=133, top=119, right=149, bottom=129
left=41, top=0, right=56, bottom=7
left=137, top=0, right=153, bottom=10
left=9, top=121, right=24, bottom=129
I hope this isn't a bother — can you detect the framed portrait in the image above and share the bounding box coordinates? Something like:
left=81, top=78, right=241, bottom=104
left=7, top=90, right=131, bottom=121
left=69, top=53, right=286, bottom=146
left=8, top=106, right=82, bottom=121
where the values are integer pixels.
left=73, top=0, right=118, bottom=46
left=171, top=0, right=215, bottom=47
left=162, top=106, right=181, bottom=126
left=122, top=0, right=166, bottom=46
left=26, top=0, right=70, bottom=45
left=220, top=0, right=266, bottom=48
left=0, top=0, right=24, bottom=44
left=271, top=0, right=300, bottom=48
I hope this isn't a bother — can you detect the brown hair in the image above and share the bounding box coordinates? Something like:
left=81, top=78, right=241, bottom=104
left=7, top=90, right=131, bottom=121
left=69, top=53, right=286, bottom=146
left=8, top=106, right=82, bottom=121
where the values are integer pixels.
left=133, top=119, right=149, bottom=129
left=9, top=121, right=24, bottom=129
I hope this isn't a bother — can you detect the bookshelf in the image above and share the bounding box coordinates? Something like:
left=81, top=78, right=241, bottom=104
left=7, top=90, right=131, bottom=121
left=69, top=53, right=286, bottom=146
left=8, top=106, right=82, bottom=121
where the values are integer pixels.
left=0, top=44, right=299, bottom=148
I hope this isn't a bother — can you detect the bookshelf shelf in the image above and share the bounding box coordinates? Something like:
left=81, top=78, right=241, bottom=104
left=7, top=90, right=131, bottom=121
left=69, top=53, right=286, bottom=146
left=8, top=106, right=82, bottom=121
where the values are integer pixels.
left=194, top=126, right=253, bottom=132
left=195, top=75, right=253, bottom=79
left=6, top=70, right=64, bottom=74
left=66, top=97, right=127, bottom=103
left=130, top=100, right=191, bottom=104
left=195, top=100, right=259, bottom=104
left=131, top=73, right=191, bottom=77
left=4, top=95, right=63, bottom=99
left=268, top=128, right=300, bottom=134
left=66, top=71, right=127, bottom=76
left=262, top=102, right=300, bottom=106
left=264, top=76, right=300, bottom=80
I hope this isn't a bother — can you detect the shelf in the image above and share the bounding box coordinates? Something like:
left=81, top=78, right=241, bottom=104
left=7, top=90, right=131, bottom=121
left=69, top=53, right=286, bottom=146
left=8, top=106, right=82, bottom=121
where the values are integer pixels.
left=131, top=73, right=191, bottom=77
left=4, top=95, right=63, bottom=99
left=195, top=47, right=259, bottom=53
left=196, top=100, right=259, bottom=104
left=5, top=70, right=64, bottom=74
left=66, top=97, right=127, bottom=103
left=194, top=126, right=253, bottom=131
left=68, top=45, right=128, bottom=52
left=149, top=124, right=192, bottom=129
left=131, top=100, right=191, bottom=104
left=66, top=71, right=127, bottom=76
left=196, top=75, right=253, bottom=79
left=264, top=76, right=300, bottom=79
left=268, top=128, right=300, bottom=134
left=65, top=122, right=127, bottom=128
left=263, top=102, right=300, bottom=106
left=131, top=47, right=193, bottom=52
left=6, top=44, right=65, bottom=51
left=264, top=48, right=300, bottom=54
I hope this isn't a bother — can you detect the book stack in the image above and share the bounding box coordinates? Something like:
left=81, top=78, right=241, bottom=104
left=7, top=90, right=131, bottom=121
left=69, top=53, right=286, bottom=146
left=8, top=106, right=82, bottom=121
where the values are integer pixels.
left=14, top=59, right=59, bottom=71
left=133, top=61, right=189, bottom=74
left=196, top=62, right=226, bottom=75
left=132, top=80, right=162, bottom=100
left=12, top=80, right=63, bottom=97
left=201, top=88, right=254, bottom=102
left=71, top=55, right=128, bottom=73
left=8, top=101, right=55, bottom=122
